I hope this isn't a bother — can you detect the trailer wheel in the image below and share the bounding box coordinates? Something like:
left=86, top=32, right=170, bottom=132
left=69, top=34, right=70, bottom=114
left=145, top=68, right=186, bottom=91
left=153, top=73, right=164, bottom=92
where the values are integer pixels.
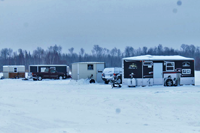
left=38, top=76, right=42, bottom=81
left=166, top=79, right=173, bottom=86
left=90, top=79, right=95, bottom=83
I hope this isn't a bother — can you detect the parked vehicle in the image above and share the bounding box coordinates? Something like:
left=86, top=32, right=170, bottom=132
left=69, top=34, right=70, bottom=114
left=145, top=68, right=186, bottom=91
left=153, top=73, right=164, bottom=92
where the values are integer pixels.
left=102, top=67, right=122, bottom=84
left=32, top=67, right=67, bottom=81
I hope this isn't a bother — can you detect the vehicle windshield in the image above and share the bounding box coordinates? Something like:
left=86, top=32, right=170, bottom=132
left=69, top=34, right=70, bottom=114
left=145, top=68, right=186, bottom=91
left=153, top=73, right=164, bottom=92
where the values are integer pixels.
left=103, top=68, right=114, bottom=73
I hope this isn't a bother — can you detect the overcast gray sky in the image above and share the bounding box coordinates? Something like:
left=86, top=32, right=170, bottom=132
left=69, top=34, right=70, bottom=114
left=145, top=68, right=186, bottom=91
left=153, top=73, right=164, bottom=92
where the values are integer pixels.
left=0, top=0, right=199, bottom=53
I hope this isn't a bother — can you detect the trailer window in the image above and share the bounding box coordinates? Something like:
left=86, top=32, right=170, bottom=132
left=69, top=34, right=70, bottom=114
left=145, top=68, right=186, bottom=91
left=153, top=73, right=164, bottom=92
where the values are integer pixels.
left=88, top=64, right=93, bottom=70
left=40, top=67, right=46, bottom=72
left=166, top=62, right=174, bottom=71
left=182, top=69, right=191, bottom=74
left=14, top=68, right=17, bottom=73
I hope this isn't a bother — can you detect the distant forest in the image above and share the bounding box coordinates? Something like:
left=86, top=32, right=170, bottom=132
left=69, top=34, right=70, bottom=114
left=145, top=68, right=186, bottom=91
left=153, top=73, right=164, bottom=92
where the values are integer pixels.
left=0, top=44, right=200, bottom=71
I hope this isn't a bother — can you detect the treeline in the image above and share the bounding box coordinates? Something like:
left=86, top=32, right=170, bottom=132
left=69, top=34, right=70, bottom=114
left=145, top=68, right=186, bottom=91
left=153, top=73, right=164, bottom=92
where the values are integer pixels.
left=0, top=44, right=200, bottom=71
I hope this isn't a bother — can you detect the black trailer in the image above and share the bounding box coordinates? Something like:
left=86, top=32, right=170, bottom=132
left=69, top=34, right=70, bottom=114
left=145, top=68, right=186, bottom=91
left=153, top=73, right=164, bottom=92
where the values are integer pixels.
left=122, top=55, right=195, bottom=87
left=29, top=64, right=70, bottom=78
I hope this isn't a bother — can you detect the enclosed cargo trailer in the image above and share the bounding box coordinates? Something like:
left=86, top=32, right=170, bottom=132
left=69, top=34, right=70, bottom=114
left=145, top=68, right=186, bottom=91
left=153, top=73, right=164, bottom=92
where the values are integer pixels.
left=122, top=55, right=195, bottom=87
left=29, top=64, right=70, bottom=78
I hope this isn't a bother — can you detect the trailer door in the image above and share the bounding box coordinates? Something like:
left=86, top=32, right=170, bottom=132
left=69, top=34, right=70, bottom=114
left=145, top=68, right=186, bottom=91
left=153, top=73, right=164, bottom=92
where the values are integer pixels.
left=153, top=63, right=163, bottom=85
left=96, top=64, right=104, bottom=83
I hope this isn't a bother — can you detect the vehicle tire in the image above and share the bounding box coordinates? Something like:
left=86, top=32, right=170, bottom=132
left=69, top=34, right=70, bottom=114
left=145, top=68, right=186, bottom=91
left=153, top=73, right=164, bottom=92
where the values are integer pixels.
left=105, top=81, right=109, bottom=84
left=38, top=76, right=42, bottom=81
left=90, top=79, right=95, bottom=83
left=166, top=79, right=173, bottom=86
left=58, top=76, right=63, bottom=80
left=33, top=78, right=37, bottom=81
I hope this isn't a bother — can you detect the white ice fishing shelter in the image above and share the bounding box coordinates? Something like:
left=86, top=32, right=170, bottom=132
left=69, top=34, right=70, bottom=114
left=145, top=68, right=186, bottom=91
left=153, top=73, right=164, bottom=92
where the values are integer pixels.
left=72, top=62, right=105, bottom=83
left=3, top=65, right=25, bottom=78
left=122, top=55, right=195, bottom=87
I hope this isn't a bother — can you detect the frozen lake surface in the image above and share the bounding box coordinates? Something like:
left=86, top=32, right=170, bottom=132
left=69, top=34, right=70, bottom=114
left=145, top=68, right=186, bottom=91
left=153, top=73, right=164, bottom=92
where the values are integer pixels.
left=0, top=72, right=200, bottom=133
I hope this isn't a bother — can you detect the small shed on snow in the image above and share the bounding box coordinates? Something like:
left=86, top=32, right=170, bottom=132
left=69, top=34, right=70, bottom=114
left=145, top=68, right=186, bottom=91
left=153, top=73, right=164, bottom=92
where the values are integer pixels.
left=3, top=65, right=25, bottom=78
left=72, top=62, right=105, bottom=83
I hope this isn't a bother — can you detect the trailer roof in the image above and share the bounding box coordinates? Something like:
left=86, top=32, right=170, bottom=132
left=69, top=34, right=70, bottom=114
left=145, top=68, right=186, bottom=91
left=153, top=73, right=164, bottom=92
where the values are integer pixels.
left=123, top=55, right=194, bottom=61
left=3, top=65, right=25, bottom=67
left=29, top=64, right=68, bottom=66
left=72, top=62, right=105, bottom=64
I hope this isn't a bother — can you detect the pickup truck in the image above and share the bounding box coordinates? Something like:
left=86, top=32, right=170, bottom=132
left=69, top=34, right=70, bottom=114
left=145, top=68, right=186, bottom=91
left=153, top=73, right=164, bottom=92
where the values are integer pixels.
left=32, top=68, right=67, bottom=81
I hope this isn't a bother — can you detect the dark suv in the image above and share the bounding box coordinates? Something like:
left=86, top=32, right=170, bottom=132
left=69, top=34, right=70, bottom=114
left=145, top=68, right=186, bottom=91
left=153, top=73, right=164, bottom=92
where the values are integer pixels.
left=102, top=67, right=122, bottom=84
left=32, top=68, right=66, bottom=81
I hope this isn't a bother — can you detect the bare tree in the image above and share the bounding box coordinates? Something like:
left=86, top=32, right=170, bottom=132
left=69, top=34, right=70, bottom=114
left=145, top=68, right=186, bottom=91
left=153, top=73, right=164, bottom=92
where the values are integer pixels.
left=124, top=46, right=134, bottom=57
left=46, top=45, right=62, bottom=64
left=33, top=47, right=45, bottom=64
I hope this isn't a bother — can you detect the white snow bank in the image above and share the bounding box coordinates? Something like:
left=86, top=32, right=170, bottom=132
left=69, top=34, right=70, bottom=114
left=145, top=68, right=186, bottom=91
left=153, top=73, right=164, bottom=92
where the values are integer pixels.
left=0, top=71, right=200, bottom=133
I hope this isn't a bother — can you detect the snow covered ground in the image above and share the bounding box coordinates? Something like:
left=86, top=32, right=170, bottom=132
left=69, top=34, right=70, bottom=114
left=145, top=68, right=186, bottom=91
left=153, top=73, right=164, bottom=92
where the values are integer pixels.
left=1, top=72, right=200, bottom=133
